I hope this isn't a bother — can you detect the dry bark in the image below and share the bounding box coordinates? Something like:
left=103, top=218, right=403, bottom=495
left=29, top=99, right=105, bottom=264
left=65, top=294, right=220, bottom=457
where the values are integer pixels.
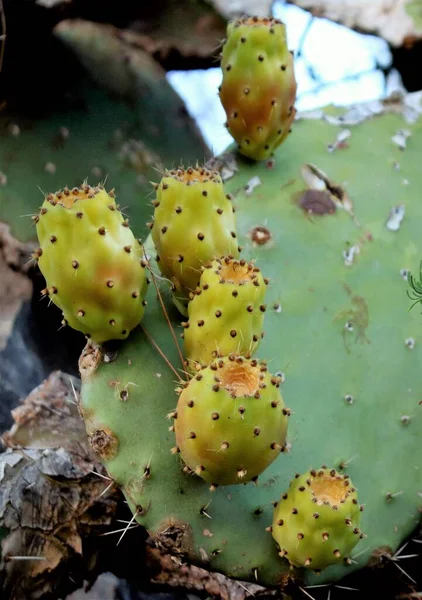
left=146, top=547, right=279, bottom=600
left=0, top=223, right=34, bottom=351
left=0, top=370, right=281, bottom=600
left=0, top=371, right=119, bottom=600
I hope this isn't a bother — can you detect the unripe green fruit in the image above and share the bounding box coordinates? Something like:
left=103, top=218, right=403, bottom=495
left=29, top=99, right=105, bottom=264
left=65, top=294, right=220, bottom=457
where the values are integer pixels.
left=183, top=257, right=268, bottom=369
left=220, top=16, right=297, bottom=161
left=272, top=468, right=363, bottom=571
left=35, top=184, right=148, bottom=343
left=173, top=355, right=290, bottom=487
left=150, top=166, right=239, bottom=314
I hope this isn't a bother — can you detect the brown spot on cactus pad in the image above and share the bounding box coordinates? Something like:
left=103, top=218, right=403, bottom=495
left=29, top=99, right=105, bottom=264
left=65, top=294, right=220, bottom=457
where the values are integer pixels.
left=89, top=428, right=119, bottom=460
left=297, top=190, right=337, bottom=216
left=249, top=226, right=271, bottom=245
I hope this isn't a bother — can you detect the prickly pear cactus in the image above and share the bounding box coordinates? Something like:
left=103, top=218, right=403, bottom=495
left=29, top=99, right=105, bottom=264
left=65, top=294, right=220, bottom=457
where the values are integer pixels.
left=272, top=468, right=363, bottom=571
left=183, top=257, right=267, bottom=369
left=151, top=167, right=240, bottom=313
left=35, top=185, right=148, bottom=343
left=219, top=16, right=297, bottom=161
left=79, top=94, right=422, bottom=590
left=172, top=355, right=289, bottom=486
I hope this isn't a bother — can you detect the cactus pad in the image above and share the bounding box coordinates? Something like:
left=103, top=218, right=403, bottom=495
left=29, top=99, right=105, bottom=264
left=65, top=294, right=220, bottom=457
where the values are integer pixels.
left=183, top=257, right=267, bottom=368
left=151, top=167, right=240, bottom=313
left=80, top=98, right=422, bottom=589
left=272, top=468, right=363, bottom=571
left=219, top=16, right=297, bottom=161
left=172, top=355, right=289, bottom=486
left=35, top=185, right=148, bottom=343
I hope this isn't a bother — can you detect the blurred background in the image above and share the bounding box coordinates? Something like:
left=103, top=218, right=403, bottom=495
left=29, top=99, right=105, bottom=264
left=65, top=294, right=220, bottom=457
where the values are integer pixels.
left=168, top=1, right=399, bottom=154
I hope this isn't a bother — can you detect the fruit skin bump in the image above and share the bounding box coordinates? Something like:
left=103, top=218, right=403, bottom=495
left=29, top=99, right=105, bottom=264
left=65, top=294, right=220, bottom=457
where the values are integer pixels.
left=219, top=16, right=297, bottom=161
left=272, top=468, right=363, bottom=571
left=35, top=184, right=148, bottom=343
left=183, top=257, right=268, bottom=369
left=150, top=166, right=240, bottom=315
left=172, top=355, right=290, bottom=486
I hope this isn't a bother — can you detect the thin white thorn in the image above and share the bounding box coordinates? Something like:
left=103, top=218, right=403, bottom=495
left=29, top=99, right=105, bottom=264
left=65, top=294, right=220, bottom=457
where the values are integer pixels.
left=334, top=585, right=360, bottom=592
left=116, top=519, right=138, bottom=524
left=124, top=381, right=138, bottom=389
left=237, top=581, right=255, bottom=597
left=351, top=547, right=371, bottom=560
left=68, top=377, right=79, bottom=405
left=99, top=526, right=138, bottom=537
left=89, top=469, right=112, bottom=481
left=394, top=542, right=409, bottom=557
left=305, top=585, right=329, bottom=589
left=300, top=586, right=317, bottom=600
left=392, top=560, right=417, bottom=584
left=97, top=480, right=115, bottom=499
left=340, top=453, right=358, bottom=467
left=117, top=511, right=138, bottom=546
left=7, top=556, right=46, bottom=561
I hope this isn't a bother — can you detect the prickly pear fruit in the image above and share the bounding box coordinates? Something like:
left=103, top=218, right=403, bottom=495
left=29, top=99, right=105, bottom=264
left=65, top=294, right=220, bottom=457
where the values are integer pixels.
left=183, top=257, right=268, bottom=369
left=219, top=16, right=297, bottom=161
left=150, top=167, right=240, bottom=314
left=172, top=355, right=290, bottom=487
left=272, top=467, right=363, bottom=571
left=35, top=184, right=148, bottom=343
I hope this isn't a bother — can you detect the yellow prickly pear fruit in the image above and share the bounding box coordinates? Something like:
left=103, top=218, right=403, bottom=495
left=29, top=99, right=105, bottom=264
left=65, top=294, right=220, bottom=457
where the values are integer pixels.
left=150, top=166, right=240, bottom=314
left=35, top=184, right=148, bottom=343
left=220, top=16, right=297, bottom=161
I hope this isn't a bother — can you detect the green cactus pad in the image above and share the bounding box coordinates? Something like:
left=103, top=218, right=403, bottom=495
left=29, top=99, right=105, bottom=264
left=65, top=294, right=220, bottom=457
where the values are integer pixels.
left=80, top=98, right=422, bottom=588
left=172, top=355, right=289, bottom=486
left=272, top=468, right=363, bottom=571
left=35, top=185, right=148, bottom=343
left=183, top=257, right=267, bottom=369
left=219, top=16, right=297, bottom=161
left=151, top=167, right=240, bottom=313
left=0, top=20, right=208, bottom=245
